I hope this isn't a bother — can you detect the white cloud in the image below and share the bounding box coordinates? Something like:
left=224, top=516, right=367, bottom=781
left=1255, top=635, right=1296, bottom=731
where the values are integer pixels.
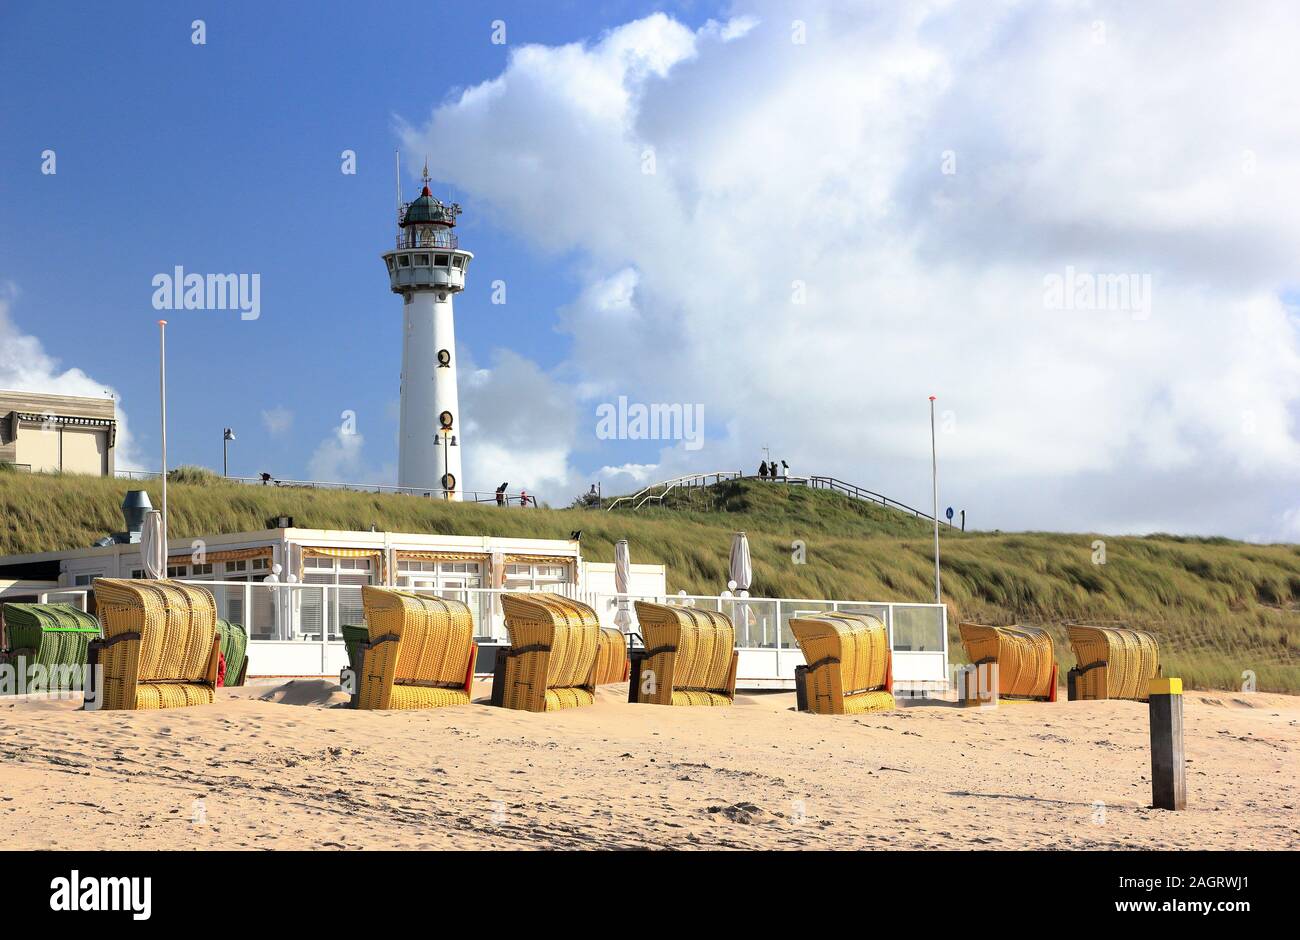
left=400, top=1, right=1300, bottom=539
left=0, top=285, right=143, bottom=469
left=459, top=349, right=582, bottom=499
left=1278, top=506, right=1300, bottom=542
left=306, top=415, right=392, bottom=484
left=260, top=406, right=293, bottom=436
left=594, top=462, right=662, bottom=489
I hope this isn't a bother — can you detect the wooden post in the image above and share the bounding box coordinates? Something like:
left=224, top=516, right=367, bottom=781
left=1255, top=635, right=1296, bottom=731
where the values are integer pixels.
left=1148, top=677, right=1186, bottom=810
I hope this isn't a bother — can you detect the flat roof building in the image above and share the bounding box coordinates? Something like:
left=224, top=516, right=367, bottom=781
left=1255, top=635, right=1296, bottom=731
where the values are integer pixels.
left=0, top=522, right=667, bottom=678
left=0, top=495, right=948, bottom=689
left=0, top=390, right=116, bottom=476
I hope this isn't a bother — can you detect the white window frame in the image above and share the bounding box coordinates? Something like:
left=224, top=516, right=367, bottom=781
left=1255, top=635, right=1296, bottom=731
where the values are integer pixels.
left=503, top=561, right=570, bottom=592
left=220, top=557, right=273, bottom=635
left=301, top=555, right=376, bottom=642
left=397, top=559, right=483, bottom=593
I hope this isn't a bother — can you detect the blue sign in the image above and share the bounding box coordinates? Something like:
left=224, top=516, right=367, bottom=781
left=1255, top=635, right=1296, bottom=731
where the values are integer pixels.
left=945, top=507, right=954, bottom=521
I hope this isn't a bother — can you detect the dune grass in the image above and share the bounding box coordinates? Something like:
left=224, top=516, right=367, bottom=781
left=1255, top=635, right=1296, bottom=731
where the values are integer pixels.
left=1, top=472, right=1296, bottom=691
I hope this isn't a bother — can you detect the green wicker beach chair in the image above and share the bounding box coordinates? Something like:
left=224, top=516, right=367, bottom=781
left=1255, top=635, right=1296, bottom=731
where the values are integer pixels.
left=215, top=619, right=249, bottom=687
left=0, top=603, right=102, bottom=692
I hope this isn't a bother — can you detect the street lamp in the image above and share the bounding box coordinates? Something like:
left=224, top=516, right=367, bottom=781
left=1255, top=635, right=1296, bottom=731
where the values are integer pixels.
left=439, top=431, right=458, bottom=500
left=223, top=427, right=236, bottom=477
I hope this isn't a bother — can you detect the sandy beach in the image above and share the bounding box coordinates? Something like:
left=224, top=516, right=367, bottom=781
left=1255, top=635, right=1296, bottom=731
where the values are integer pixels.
left=0, top=681, right=1296, bottom=851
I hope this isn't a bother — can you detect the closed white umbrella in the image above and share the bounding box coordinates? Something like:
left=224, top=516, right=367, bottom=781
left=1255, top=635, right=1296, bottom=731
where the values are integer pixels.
left=614, top=539, right=632, bottom=631
left=140, top=510, right=165, bottom=580
left=729, top=531, right=752, bottom=593
left=729, top=531, right=754, bottom=640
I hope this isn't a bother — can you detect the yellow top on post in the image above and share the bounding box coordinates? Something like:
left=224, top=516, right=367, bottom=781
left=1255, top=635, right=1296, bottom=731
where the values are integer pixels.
left=1148, top=677, right=1182, bottom=696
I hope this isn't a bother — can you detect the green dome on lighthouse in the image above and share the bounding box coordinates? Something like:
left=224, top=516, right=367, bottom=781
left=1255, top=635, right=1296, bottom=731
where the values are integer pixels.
left=401, top=160, right=461, bottom=227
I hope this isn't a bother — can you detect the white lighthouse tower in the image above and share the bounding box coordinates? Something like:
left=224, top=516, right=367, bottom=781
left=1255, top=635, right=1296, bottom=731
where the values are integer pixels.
left=383, top=162, right=472, bottom=499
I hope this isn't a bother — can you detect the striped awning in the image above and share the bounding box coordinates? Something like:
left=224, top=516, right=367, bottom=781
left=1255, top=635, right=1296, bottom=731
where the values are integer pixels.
left=504, top=554, right=576, bottom=566
left=16, top=412, right=117, bottom=447
left=394, top=550, right=488, bottom=565
left=303, top=547, right=382, bottom=560
left=166, top=546, right=273, bottom=565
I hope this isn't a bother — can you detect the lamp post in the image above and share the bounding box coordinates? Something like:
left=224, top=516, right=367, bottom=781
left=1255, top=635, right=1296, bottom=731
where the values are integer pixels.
left=158, top=320, right=169, bottom=565
left=929, top=395, right=941, bottom=604
left=223, top=427, right=235, bottom=477
left=439, top=431, right=458, bottom=500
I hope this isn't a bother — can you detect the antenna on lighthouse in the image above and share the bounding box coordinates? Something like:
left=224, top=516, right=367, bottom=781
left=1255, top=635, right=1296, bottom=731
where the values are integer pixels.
left=394, top=149, right=402, bottom=219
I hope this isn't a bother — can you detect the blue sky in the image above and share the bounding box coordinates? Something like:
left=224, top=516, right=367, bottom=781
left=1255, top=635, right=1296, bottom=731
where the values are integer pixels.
left=3, top=1, right=1299, bottom=538
left=0, top=0, right=717, bottom=483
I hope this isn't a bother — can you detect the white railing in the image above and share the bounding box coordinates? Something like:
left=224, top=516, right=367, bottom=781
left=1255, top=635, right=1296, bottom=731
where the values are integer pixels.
left=112, top=471, right=538, bottom=505
left=604, top=470, right=741, bottom=512
left=37, top=581, right=948, bottom=687
left=33, top=589, right=91, bottom=610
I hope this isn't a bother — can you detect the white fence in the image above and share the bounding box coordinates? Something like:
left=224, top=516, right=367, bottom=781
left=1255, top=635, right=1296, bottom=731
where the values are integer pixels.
left=113, top=470, right=536, bottom=505
left=35, top=581, right=949, bottom=689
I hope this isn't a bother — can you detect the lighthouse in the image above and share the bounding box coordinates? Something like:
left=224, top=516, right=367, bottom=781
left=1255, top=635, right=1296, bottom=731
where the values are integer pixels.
left=383, top=162, right=472, bottom=499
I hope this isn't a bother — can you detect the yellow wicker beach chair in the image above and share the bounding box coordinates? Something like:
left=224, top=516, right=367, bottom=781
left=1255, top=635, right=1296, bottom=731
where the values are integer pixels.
left=957, top=622, right=1058, bottom=703
left=628, top=602, right=738, bottom=706
left=490, top=593, right=601, bottom=711
left=88, top=579, right=221, bottom=710
left=1067, top=624, right=1161, bottom=701
left=789, top=612, right=894, bottom=714
left=592, top=627, right=629, bottom=685
left=353, top=586, right=476, bottom=710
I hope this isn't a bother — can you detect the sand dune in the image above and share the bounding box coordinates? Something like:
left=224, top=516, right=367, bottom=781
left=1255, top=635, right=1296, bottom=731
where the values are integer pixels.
left=0, top=681, right=1296, bottom=850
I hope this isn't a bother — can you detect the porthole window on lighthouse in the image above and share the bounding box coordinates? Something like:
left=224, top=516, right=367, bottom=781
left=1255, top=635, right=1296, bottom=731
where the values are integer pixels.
left=437, top=349, right=451, bottom=368
left=441, top=473, right=456, bottom=492
left=439, top=411, right=454, bottom=430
